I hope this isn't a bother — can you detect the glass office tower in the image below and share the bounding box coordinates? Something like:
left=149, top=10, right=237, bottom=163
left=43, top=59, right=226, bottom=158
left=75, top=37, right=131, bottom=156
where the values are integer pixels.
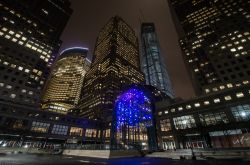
left=168, top=0, right=250, bottom=95
left=78, top=16, right=144, bottom=121
left=0, top=0, right=72, bottom=106
left=141, top=23, right=174, bottom=98
left=42, top=47, right=90, bottom=114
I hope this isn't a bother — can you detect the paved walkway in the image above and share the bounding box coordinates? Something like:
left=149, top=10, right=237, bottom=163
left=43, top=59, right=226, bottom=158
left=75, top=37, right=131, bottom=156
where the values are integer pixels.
left=0, top=153, right=250, bottom=165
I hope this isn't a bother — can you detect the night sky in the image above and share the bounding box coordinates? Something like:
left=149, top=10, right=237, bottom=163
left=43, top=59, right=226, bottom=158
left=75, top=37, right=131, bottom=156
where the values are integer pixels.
left=60, top=0, right=195, bottom=99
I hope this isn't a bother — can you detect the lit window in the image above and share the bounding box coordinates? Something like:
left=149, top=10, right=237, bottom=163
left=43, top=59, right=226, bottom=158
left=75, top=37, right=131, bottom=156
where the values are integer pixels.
left=21, top=89, right=26, bottom=93
left=224, top=95, right=232, bottom=101
left=9, top=31, right=14, bottom=35
left=2, top=27, right=8, bottom=31
left=3, top=61, right=9, bottom=65
left=236, top=92, right=244, bottom=98
left=10, top=94, right=16, bottom=98
left=26, top=44, right=31, bottom=48
left=214, top=98, right=220, bottom=103
left=244, top=32, right=250, bottom=36
left=28, top=91, right=33, bottom=95
left=164, top=110, right=168, bottom=114
left=178, top=107, right=183, bottom=111
left=0, top=32, right=3, bottom=36
left=212, top=87, right=218, bottom=92
left=21, top=37, right=27, bottom=41
left=15, top=34, right=21, bottom=38
left=221, top=46, right=226, bottom=49
left=12, top=38, right=17, bottom=42
left=219, top=85, right=225, bottom=89
left=170, top=108, right=175, bottom=112
left=227, top=83, right=233, bottom=88
left=5, top=35, right=11, bottom=39
left=205, top=89, right=210, bottom=93
left=204, top=101, right=210, bottom=105
left=238, top=46, right=243, bottom=50
left=234, top=41, right=239, bottom=45
left=186, top=105, right=191, bottom=109
left=230, top=48, right=236, bottom=52
left=10, top=64, right=16, bottom=68
left=194, top=68, right=199, bottom=72
left=158, top=112, right=162, bottom=116
left=18, top=41, right=24, bottom=45
left=241, top=52, right=247, bottom=55
left=243, top=80, right=249, bottom=84
left=6, top=85, right=12, bottom=89
left=24, top=69, right=30, bottom=73
left=194, top=103, right=200, bottom=107
left=18, top=66, right=23, bottom=71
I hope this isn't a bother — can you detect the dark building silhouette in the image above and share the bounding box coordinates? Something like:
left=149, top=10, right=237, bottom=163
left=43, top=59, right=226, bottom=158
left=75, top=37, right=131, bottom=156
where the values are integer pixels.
left=0, top=0, right=72, bottom=106
left=78, top=16, right=144, bottom=121
left=168, top=0, right=250, bottom=95
left=141, top=23, right=174, bottom=98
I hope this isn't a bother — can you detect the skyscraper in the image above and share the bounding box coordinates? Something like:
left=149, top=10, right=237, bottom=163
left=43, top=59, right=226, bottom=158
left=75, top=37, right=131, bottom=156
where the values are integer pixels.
left=42, top=47, right=90, bottom=114
left=78, top=16, right=145, bottom=121
left=141, top=23, right=174, bottom=98
left=0, top=0, right=72, bottom=106
left=168, top=0, right=250, bottom=95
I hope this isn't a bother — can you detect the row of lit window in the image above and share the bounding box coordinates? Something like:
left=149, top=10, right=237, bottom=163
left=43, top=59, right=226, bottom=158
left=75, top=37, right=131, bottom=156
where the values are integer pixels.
left=0, top=57, right=43, bottom=82
left=160, top=104, right=250, bottom=131
left=0, top=26, right=52, bottom=63
left=158, top=89, right=250, bottom=116
left=204, top=81, right=249, bottom=93
left=30, top=121, right=99, bottom=138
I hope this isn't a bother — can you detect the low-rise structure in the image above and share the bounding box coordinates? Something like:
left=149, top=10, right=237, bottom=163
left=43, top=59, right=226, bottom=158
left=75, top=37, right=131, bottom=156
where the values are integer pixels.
left=156, top=84, right=250, bottom=150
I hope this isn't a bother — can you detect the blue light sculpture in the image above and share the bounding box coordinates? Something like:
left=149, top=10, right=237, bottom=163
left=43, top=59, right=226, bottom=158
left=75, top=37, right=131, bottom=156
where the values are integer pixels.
left=116, top=88, right=152, bottom=128
left=113, top=86, right=154, bottom=150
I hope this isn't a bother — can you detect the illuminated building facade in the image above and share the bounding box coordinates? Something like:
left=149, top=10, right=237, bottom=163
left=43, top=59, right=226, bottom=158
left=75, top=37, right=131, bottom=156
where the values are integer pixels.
left=169, top=0, right=250, bottom=95
left=78, top=16, right=144, bottom=121
left=0, top=100, right=104, bottom=147
left=0, top=0, right=72, bottom=106
left=156, top=84, right=250, bottom=149
left=141, top=23, right=174, bottom=98
left=42, top=47, right=90, bottom=114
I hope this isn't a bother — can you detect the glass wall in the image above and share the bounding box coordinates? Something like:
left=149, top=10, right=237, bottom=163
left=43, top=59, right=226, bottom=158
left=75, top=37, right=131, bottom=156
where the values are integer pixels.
left=231, top=104, right=250, bottom=121
left=69, top=127, right=83, bottom=136
left=85, top=129, right=97, bottom=138
left=199, top=112, right=229, bottom=126
left=51, top=124, right=68, bottom=135
left=173, top=115, right=196, bottom=129
left=160, top=119, right=171, bottom=131
left=31, top=121, right=50, bottom=133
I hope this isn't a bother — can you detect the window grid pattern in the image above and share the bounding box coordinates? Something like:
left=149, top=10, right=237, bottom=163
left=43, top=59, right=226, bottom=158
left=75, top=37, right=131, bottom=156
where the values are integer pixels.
left=31, top=121, right=50, bottom=133
left=173, top=115, right=196, bottom=130
left=231, top=104, right=250, bottom=122
left=51, top=124, right=68, bottom=135
left=199, top=112, right=229, bottom=126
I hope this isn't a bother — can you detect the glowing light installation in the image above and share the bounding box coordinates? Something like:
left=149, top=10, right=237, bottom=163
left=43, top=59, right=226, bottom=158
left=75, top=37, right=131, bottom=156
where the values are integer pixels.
left=113, top=87, right=154, bottom=150
left=116, top=88, right=152, bottom=128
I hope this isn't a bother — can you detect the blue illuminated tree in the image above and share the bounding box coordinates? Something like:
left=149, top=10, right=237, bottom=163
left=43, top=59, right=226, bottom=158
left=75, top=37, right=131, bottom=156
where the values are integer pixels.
left=113, top=87, right=153, bottom=149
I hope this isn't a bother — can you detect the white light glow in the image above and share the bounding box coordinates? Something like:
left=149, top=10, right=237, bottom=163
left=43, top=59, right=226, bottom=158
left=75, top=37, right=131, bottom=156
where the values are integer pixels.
left=60, top=47, right=89, bottom=55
